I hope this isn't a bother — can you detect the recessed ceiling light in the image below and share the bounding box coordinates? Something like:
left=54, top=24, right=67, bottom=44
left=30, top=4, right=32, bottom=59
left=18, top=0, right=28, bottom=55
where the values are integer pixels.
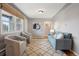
left=38, top=9, right=44, bottom=14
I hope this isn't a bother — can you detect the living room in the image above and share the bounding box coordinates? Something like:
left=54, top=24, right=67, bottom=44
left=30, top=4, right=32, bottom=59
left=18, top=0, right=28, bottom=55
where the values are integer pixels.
left=0, top=3, right=79, bottom=56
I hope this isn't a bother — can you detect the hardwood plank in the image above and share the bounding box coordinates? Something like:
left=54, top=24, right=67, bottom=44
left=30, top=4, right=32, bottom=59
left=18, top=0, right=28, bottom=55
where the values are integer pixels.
left=62, top=50, right=76, bottom=56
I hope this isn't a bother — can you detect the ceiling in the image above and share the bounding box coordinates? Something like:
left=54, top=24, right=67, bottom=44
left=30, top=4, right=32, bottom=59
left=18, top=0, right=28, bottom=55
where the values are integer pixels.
left=14, top=3, right=66, bottom=19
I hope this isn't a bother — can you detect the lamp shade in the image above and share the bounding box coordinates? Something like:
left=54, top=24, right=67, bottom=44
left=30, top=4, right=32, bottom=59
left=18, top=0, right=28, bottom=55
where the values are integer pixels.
left=50, top=29, right=54, bottom=33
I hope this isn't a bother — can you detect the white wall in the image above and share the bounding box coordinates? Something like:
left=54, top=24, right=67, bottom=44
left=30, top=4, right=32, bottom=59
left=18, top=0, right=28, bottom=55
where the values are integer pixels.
left=28, top=18, right=54, bottom=38
left=23, top=17, right=28, bottom=32
left=53, top=3, right=79, bottom=54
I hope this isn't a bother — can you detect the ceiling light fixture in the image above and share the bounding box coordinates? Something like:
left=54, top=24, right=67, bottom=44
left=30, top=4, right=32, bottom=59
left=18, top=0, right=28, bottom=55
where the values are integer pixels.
left=38, top=9, right=44, bottom=14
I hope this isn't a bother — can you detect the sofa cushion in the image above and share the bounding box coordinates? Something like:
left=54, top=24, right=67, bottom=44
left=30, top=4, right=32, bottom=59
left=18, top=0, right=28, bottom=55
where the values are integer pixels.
left=64, top=33, right=72, bottom=39
left=56, top=33, right=64, bottom=39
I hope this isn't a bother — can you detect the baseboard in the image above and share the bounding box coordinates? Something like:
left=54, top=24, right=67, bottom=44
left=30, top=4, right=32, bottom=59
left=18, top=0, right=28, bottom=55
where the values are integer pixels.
left=32, top=36, right=48, bottom=39
left=44, top=35, right=48, bottom=39
left=32, top=37, right=45, bottom=39
left=71, top=50, right=79, bottom=56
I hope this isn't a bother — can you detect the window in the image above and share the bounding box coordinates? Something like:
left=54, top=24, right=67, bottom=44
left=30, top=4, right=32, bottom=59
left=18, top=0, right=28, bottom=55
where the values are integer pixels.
left=1, top=14, right=14, bottom=33
left=16, top=18, right=22, bottom=31
left=0, top=10, right=24, bottom=34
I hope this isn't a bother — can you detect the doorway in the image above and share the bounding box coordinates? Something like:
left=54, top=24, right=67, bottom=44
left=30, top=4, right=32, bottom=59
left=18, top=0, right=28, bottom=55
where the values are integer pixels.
left=44, top=21, right=51, bottom=38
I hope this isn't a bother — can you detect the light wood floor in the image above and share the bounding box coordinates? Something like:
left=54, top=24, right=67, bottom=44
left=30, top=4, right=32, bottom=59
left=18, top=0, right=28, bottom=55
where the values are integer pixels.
left=31, top=37, right=76, bottom=56
left=27, top=38, right=76, bottom=56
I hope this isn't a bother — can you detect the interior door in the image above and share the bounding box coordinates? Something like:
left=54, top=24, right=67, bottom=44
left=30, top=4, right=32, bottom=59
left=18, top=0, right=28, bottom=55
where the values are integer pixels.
left=44, top=21, right=51, bottom=37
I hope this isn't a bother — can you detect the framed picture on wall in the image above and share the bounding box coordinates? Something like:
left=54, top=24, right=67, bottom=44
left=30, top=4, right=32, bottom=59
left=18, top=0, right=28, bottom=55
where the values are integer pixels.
left=33, top=23, right=40, bottom=30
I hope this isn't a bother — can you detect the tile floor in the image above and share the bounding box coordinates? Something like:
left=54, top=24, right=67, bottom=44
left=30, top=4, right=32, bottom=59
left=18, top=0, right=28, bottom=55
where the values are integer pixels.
left=26, top=39, right=66, bottom=56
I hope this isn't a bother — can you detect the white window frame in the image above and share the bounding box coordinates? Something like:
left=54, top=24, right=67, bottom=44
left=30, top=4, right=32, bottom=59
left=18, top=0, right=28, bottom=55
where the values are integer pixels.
left=0, top=9, right=24, bottom=34
left=15, top=17, right=23, bottom=32
left=1, top=14, right=14, bottom=32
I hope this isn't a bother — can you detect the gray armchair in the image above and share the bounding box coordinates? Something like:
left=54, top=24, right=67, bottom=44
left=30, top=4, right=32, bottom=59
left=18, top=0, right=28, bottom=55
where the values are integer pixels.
left=5, top=35, right=26, bottom=56
left=20, top=32, right=31, bottom=44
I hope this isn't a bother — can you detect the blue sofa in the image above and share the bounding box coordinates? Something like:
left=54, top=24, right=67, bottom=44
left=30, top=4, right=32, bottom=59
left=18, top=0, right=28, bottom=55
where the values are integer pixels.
left=48, top=32, right=72, bottom=50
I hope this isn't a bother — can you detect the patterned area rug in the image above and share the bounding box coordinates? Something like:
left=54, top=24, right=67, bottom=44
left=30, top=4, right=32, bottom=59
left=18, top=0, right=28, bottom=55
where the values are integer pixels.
left=26, top=39, right=66, bottom=56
